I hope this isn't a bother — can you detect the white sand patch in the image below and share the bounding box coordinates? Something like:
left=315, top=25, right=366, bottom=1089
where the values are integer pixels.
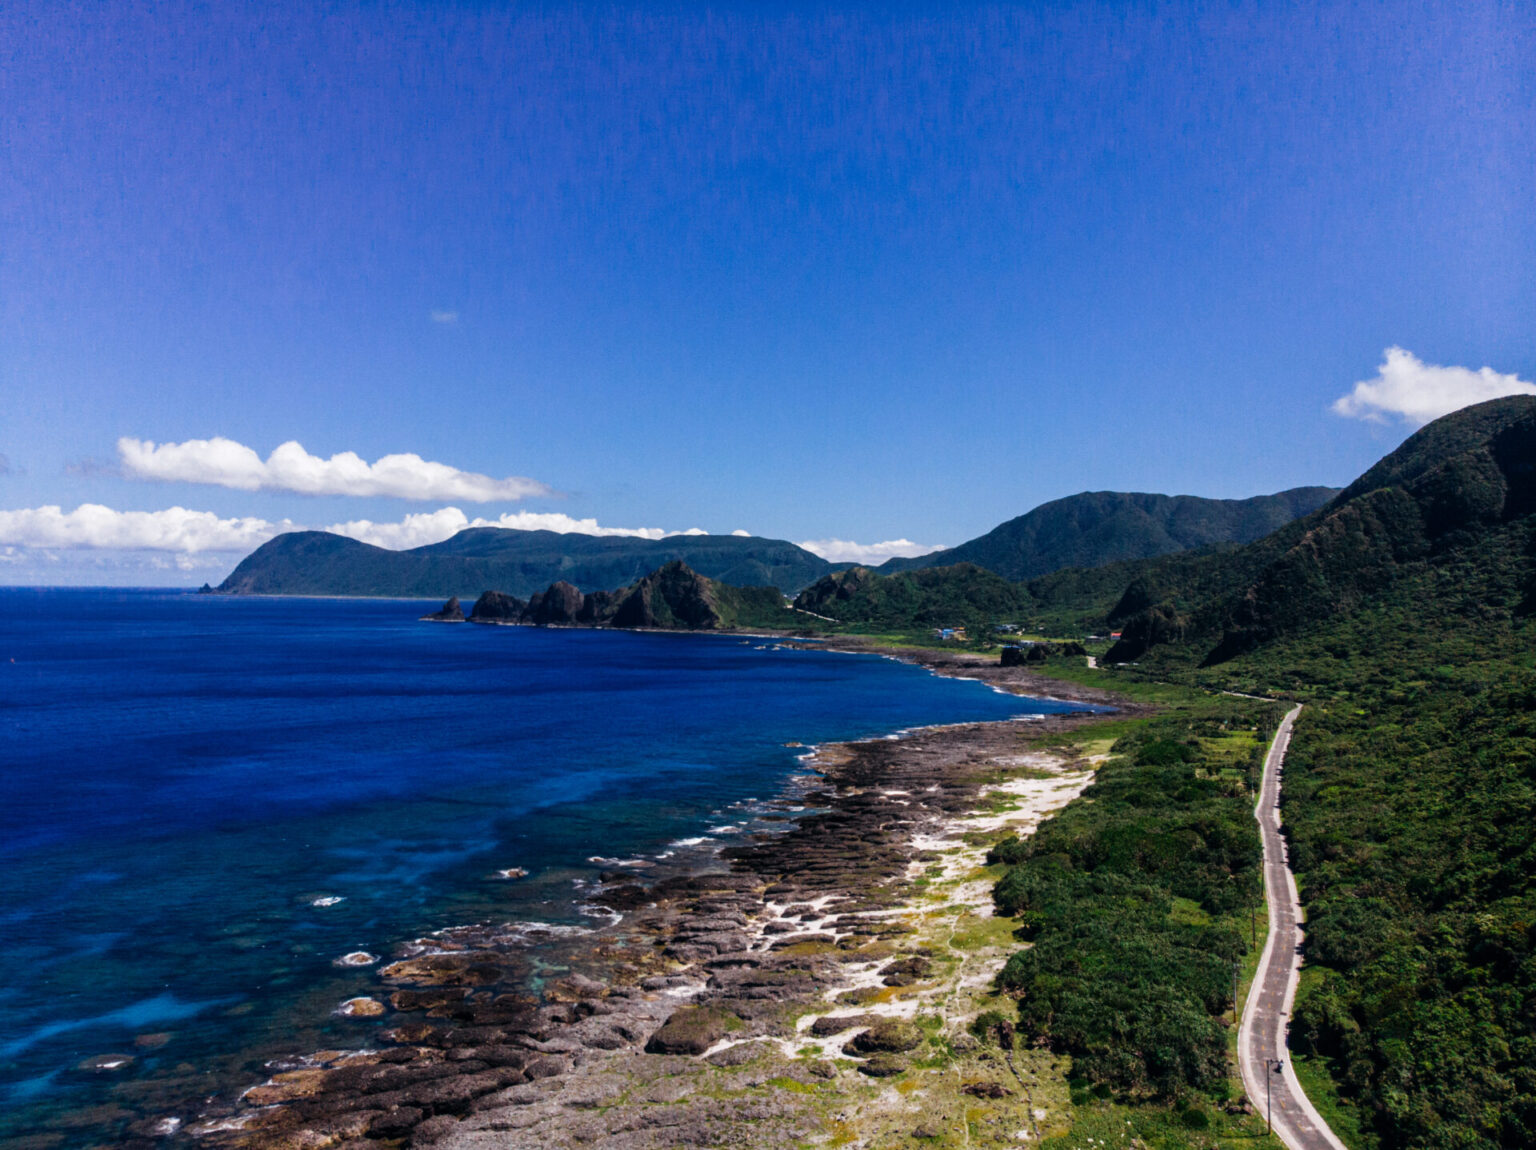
left=794, top=744, right=1103, bottom=1051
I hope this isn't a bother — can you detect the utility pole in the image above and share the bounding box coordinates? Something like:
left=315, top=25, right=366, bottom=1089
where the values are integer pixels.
left=1267, top=1058, right=1284, bottom=1133
left=1233, top=960, right=1240, bottom=1021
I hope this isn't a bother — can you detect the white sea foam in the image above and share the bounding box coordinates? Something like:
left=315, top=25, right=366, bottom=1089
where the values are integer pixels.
left=578, top=905, right=625, bottom=927
left=587, top=855, right=653, bottom=867
left=310, top=895, right=345, bottom=907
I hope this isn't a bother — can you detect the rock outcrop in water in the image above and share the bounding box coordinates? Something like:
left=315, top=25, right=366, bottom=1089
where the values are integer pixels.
left=524, top=581, right=586, bottom=625
left=467, top=590, right=528, bottom=622
left=420, top=596, right=466, bottom=622
left=463, top=562, right=798, bottom=632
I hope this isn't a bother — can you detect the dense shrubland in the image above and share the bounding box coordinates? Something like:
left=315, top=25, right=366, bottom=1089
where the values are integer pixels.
left=989, top=701, right=1281, bottom=1100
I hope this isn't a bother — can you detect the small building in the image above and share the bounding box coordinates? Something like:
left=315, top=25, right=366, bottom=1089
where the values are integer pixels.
left=934, top=627, right=968, bottom=642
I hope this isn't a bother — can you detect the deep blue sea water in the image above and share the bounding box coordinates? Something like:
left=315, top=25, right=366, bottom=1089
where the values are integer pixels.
left=0, top=588, right=1083, bottom=1137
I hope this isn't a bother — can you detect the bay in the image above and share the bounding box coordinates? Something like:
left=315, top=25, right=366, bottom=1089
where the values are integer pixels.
left=0, top=588, right=1081, bottom=1136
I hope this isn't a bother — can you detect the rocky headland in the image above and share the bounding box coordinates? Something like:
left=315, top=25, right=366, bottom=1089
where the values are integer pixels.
left=453, top=561, right=802, bottom=632
left=419, top=597, right=466, bottom=623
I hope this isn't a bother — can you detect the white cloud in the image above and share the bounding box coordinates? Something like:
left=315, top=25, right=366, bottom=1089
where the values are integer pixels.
left=324, top=509, right=675, bottom=549
left=468, top=511, right=675, bottom=540
left=795, top=538, right=945, bottom=565
left=430, top=310, right=459, bottom=324
left=731, top=529, right=752, bottom=537
left=118, top=437, right=551, bottom=502
left=1331, top=347, right=1536, bottom=427
left=0, top=505, right=290, bottom=553
left=3, top=501, right=912, bottom=570
left=324, top=508, right=476, bottom=550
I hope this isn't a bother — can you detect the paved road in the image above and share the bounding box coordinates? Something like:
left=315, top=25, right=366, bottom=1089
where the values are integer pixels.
left=1238, top=705, right=1348, bottom=1150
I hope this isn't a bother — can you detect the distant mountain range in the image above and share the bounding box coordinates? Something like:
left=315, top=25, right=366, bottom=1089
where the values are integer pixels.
left=217, top=487, right=1338, bottom=599
left=216, top=529, right=839, bottom=598
left=877, top=487, right=1339, bottom=580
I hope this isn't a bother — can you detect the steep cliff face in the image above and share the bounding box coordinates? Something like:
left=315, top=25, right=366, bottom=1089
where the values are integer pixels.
left=419, top=596, right=465, bottom=622
left=610, top=562, right=725, bottom=629
left=467, top=590, right=528, bottom=622
left=524, top=581, right=586, bottom=625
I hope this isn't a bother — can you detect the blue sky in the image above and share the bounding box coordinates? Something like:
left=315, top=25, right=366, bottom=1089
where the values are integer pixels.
left=3, top=1, right=1534, bottom=583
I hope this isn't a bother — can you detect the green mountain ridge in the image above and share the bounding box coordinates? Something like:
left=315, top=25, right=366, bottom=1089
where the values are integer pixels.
left=216, top=528, right=839, bottom=598
left=1104, top=395, right=1536, bottom=666
left=880, top=486, right=1338, bottom=580
left=214, top=486, right=1336, bottom=603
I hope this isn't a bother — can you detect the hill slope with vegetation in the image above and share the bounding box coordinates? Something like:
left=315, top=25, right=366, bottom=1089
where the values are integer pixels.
left=791, top=562, right=1036, bottom=633
left=1067, top=396, right=1536, bottom=1149
left=217, top=528, right=837, bottom=598
left=879, top=487, right=1337, bottom=580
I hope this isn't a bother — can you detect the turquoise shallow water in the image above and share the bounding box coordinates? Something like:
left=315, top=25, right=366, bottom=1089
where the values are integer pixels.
left=0, top=588, right=1084, bottom=1137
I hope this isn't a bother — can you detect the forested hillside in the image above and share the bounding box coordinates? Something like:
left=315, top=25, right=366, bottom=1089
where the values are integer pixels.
left=1070, top=396, right=1536, bottom=1149
left=792, top=562, right=1035, bottom=632
left=879, top=487, right=1336, bottom=579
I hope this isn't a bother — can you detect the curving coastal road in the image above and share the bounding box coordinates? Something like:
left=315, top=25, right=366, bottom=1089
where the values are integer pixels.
left=1238, top=705, right=1349, bottom=1150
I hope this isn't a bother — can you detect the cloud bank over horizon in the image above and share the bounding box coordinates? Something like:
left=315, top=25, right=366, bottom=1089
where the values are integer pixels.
left=1332, top=348, right=1536, bottom=427
left=0, top=505, right=291, bottom=554
left=0, top=505, right=719, bottom=555
left=325, top=509, right=709, bottom=550
left=0, top=502, right=940, bottom=577
left=118, top=437, right=551, bottom=502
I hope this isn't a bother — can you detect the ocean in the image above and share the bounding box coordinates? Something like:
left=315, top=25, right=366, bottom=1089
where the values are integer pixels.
left=0, top=588, right=1083, bottom=1139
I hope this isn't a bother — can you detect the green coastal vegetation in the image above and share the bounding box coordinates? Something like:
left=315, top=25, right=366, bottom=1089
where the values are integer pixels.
left=1015, top=397, right=1536, bottom=1149
left=990, top=698, right=1281, bottom=1100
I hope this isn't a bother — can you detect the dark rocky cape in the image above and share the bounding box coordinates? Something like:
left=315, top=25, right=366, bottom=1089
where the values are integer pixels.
left=419, top=596, right=465, bottom=622
left=216, top=529, right=840, bottom=599
left=452, top=561, right=800, bottom=632
left=879, top=486, right=1339, bottom=580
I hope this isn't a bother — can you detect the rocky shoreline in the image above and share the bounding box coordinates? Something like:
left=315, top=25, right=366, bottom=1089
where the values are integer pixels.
left=159, top=652, right=1129, bottom=1150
